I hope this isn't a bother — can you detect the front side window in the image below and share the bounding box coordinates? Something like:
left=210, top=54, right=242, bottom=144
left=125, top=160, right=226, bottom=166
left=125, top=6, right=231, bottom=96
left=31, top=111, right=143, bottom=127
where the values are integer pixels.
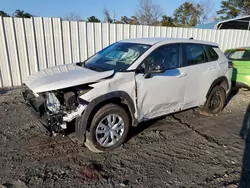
left=183, top=44, right=208, bottom=66
left=138, top=44, right=180, bottom=72
left=84, top=42, right=151, bottom=71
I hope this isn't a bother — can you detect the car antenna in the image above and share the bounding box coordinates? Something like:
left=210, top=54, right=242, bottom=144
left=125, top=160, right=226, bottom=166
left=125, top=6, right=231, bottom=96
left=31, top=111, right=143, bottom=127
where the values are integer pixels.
left=189, top=37, right=194, bottom=39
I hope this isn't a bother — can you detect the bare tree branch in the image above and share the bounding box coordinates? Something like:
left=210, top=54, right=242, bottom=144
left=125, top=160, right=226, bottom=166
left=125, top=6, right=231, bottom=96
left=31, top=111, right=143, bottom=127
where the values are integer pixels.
left=198, top=0, right=215, bottom=23
left=62, top=12, right=84, bottom=21
left=136, top=0, right=163, bottom=25
left=103, top=8, right=113, bottom=23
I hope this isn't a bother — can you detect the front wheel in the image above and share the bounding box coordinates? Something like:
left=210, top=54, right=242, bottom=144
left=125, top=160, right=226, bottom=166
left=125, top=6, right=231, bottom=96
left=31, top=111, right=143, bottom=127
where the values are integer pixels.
left=203, top=85, right=226, bottom=114
left=85, top=104, right=130, bottom=153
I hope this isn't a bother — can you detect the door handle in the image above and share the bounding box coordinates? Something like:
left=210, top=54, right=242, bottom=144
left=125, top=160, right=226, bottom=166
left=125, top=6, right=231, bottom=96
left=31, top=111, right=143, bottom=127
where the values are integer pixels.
left=208, top=66, right=216, bottom=70
left=178, top=72, right=187, bottom=78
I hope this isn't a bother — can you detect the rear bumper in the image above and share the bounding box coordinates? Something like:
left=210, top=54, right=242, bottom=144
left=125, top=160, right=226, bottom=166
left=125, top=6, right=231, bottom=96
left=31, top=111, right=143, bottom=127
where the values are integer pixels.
left=232, top=72, right=250, bottom=89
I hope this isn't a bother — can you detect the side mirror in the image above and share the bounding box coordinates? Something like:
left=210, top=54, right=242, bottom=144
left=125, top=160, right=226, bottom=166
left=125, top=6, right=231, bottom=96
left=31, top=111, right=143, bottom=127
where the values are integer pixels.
left=144, top=63, right=164, bottom=78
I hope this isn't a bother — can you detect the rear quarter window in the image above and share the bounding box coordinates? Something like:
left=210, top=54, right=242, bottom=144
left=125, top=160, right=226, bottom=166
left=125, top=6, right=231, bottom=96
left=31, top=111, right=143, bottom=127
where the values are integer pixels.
left=224, top=50, right=233, bottom=57
left=206, top=46, right=219, bottom=61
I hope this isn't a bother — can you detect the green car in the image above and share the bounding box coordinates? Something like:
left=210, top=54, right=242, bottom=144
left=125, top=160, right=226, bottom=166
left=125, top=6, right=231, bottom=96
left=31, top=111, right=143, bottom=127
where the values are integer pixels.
left=225, top=47, right=250, bottom=89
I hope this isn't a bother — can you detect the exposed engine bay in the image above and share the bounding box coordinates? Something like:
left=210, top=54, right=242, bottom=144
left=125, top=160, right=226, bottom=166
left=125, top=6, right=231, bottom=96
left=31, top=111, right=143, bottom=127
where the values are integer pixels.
left=22, top=85, right=91, bottom=136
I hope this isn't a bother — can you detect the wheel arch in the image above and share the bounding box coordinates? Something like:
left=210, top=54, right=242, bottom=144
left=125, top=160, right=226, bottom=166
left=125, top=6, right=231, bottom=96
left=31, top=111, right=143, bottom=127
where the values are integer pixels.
left=75, top=91, right=137, bottom=143
left=206, top=76, right=229, bottom=99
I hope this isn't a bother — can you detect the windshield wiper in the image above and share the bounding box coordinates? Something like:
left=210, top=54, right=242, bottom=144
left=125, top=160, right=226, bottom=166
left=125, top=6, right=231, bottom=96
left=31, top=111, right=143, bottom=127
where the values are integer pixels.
left=85, top=64, right=105, bottom=72
left=76, top=61, right=85, bottom=67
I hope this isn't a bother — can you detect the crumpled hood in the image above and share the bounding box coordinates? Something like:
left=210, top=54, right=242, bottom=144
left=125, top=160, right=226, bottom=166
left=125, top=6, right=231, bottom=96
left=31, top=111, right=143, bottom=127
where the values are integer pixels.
left=23, top=63, right=114, bottom=94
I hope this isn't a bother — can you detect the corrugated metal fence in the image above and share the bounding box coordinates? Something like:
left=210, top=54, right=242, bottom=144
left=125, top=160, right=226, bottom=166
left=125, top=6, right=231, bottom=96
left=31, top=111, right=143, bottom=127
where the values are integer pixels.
left=0, top=17, right=250, bottom=87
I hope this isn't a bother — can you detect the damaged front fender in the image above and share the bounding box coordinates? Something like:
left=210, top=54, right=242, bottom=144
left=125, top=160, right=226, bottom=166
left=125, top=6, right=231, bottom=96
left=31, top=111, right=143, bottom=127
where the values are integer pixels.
left=75, top=91, right=138, bottom=143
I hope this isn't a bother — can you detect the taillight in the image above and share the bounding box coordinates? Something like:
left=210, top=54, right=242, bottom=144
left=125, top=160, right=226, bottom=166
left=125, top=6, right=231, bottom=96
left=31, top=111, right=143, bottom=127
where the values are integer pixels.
left=228, top=61, right=234, bottom=68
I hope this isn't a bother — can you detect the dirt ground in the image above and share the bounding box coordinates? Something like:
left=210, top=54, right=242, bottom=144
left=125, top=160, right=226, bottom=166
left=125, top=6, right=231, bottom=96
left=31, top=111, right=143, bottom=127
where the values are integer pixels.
left=0, top=88, right=250, bottom=188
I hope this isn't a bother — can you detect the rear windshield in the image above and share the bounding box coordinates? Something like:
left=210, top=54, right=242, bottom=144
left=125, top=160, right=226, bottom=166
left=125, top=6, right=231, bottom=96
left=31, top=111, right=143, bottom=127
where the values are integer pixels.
left=228, top=50, right=250, bottom=60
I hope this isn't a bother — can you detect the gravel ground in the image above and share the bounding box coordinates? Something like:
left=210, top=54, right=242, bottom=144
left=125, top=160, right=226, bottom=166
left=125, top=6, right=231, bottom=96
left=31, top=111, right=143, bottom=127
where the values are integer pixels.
left=0, top=88, right=249, bottom=188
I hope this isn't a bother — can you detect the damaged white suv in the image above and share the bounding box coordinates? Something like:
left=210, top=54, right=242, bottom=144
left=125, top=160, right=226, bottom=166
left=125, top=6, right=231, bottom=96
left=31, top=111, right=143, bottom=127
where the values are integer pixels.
left=23, top=38, right=232, bottom=152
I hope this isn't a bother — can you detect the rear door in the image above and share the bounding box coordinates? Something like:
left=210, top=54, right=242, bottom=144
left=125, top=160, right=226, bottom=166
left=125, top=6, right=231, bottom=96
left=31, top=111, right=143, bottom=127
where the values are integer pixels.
left=182, top=44, right=220, bottom=109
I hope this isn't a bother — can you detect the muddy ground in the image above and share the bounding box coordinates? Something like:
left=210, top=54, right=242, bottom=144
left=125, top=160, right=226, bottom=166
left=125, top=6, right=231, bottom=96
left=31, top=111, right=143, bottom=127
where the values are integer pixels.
left=0, top=88, right=250, bottom=188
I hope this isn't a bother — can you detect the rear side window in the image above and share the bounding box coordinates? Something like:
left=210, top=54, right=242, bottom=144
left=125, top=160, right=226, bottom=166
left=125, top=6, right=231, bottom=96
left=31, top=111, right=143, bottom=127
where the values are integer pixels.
left=206, top=46, right=219, bottom=61
left=183, top=44, right=208, bottom=66
left=230, top=51, right=245, bottom=59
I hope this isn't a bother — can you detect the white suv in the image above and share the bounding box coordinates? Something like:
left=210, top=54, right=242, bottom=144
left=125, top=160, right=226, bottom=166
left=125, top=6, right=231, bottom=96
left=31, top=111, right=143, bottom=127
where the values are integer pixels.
left=23, top=38, right=232, bottom=152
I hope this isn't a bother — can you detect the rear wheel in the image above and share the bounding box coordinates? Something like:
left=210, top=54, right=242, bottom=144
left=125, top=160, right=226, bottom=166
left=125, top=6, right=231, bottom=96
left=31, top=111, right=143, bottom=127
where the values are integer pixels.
left=203, top=85, right=226, bottom=114
left=85, top=104, right=130, bottom=153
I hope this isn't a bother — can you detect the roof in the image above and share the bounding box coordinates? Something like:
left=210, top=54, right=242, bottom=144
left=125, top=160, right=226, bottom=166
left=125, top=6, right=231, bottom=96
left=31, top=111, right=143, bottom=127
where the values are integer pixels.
left=216, top=15, right=250, bottom=30
left=195, top=15, right=250, bottom=30
left=120, top=37, right=218, bottom=46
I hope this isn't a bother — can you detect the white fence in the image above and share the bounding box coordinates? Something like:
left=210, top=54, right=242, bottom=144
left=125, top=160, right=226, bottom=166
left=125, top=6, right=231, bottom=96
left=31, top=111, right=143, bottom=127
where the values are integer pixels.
left=0, top=17, right=250, bottom=87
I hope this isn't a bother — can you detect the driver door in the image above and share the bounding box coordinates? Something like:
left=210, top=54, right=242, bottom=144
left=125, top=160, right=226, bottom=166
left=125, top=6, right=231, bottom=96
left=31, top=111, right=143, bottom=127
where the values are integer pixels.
left=135, top=43, right=187, bottom=121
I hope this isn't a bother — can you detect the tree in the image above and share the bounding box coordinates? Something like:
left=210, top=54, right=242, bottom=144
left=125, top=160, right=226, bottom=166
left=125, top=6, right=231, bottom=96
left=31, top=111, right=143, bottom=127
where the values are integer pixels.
left=161, top=15, right=175, bottom=27
left=130, top=16, right=140, bottom=25
left=216, top=0, right=241, bottom=20
left=13, top=9, right=33, bottom=18
left=120, top=16, right=140, bottom=25
left=103, top=8, right=113, bottom=23
left=242, top=0, right=250, bottom=15
left=87, top=16, right=101, bottom=23
left=121, top=16, right=131, bottom=24
left=62, top=12, right=84, bottom=21
left=0, top=11, right=9, bottom=17
left=173, top=2, right=202, bottom=27
left=211, top=13, right=220, bottom=22
left=216, top=0, right=250, bottom=19
left=136, top=0, right=163, bottom=25
left=198, top=0, right=215, bottom=24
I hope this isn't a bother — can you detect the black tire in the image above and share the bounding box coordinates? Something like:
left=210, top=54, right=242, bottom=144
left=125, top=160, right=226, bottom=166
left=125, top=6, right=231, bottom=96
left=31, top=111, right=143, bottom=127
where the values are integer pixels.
left=203, top=85, right=226, bottom=114
left=85, top=103, right=130, bottom=153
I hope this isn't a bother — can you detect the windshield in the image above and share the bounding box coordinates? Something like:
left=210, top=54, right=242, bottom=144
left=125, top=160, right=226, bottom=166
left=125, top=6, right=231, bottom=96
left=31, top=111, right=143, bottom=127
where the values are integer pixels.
left=84, top=42, right=151, bottom=71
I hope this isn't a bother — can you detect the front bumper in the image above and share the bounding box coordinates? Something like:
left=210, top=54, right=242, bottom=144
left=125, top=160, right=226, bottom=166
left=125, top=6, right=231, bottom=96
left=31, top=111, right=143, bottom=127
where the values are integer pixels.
left=22, top=86, right=87, bottom=137
left=22, top=86, right=65, bottom=134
